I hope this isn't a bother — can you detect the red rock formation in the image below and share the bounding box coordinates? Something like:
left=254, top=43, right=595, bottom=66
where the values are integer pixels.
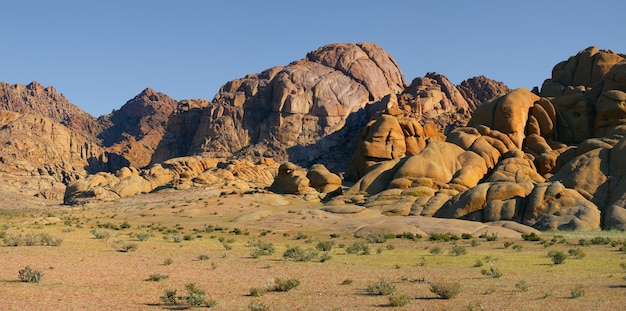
left=98, top=88, right=179, bottom=168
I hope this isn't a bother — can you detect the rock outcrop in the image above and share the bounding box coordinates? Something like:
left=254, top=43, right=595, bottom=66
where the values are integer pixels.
left=334, top=46, right=626, bottom=230
left=98, top=88, right=179, bottom=168
left=189, top=43, right=407, bottom=171
left=0, top=81, right=103, bottom=136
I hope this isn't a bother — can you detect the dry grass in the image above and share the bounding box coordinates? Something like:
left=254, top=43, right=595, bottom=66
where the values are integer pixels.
left=0, top=188, right=625, bottom=310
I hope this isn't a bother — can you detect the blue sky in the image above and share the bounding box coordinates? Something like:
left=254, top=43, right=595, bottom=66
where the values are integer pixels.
left=2, top=1, right=625, bottom=117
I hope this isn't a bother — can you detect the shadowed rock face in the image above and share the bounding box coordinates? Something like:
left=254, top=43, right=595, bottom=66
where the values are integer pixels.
left=9, top=43, right=626, bottom=231
left=189, top=43, right=408, bottom=171
left=333, top=46, right=626, bottom=230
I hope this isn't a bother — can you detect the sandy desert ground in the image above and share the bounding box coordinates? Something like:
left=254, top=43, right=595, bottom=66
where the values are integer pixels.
left=1, top=187, right=625, bottom=310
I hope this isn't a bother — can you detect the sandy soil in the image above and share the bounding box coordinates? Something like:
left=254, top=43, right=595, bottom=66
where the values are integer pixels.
left=0, top=187, right=625, bottom=310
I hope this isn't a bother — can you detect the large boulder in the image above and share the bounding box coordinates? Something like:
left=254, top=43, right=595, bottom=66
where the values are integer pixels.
left=190, top=43, right=407, bottom=171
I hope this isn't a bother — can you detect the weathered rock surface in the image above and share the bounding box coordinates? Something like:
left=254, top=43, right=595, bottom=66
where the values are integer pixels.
left=190, top=43, right=408, bottom=171
left=64, top=156, right=278, bottom=204
left=0, top=81, right=103, bottom=136
left=98, top=88, right=179, bottom=168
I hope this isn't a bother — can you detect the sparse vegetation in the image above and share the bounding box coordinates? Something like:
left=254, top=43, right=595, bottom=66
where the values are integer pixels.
left=146, top=273, right=169, bottom=282
left=365, top=279, right=396, bottom=295
left=345, top=241, right=370, bottom=255
left=481, top=266, right=502, bottom=278
left=283, top=246, right=318, bottom=262
left=429, top=281, right=461, bottom=299
left=515, top=280, right=530, bottom=292
left=449, top=245, right=467, bottom=256
left=388, top=293, right=412, bottom=307
left=18, top=266, right=43, bottom=283
left=570, top=285, right=585, bottom=298
left=548, top=250, right=567, bottom=264
left=4, top=233, right=63, bottom=246
left=269, top=278, right=300, bottom=292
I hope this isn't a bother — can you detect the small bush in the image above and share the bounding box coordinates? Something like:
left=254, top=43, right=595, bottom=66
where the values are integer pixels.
left=503, top=241, right=513, bottom=248
left=429, top=281, right=461, bottom=299
left=249, top=287, right=266, bottom=297
left=316, top=241, right=333, bottom=252
left=449, top=245, right=467, bottom=256
left=18, top=266, right=43, bottom=283
left=366, top=232, right=391, bottom=243
left=568, top=248, right=586, bottom=259
left=346, top=242, right=370, bottom=255
left=146, top=273, right=169, bottom=282
left=548, top=250, right=567, bottom=264
left=341, top=279, right=353, bottom=285
left=521, top=232, right=542, bottom=241
left=248, top=301, right=270, bottom=311
left=515, top=280, right=530, bottom=292
left=579, top=239, right=591, bottom=246
left=430, top=246, right=443, bottom=255
left=366, top=279, right=396, bottom=295
left=461, top=233, right=473, bottom=239
left=4, top=233, right=63, bottom=246
left=113, top=241, right=139, bottom=252
left=163, top=258, right=173, bottom=266
left=134, top=232, right=150, bottom=241
left=590, top=236, right=611, bottom=245
left=512, top=244, right=523, bottom=252
left=283, top=246, right=318, bottom=262
left=481, top=232, right=498, bottom=241
left=319, top=252, right=332, bottom=262
left=388, top=293, right=412, bottom=307
left=473, top=259, right=484, bottom=267
left=270, top=278, right=300, bottom=292
left=481, top=266, right=502, bottom=278
left=160, top=289, right=178, bottom=305
left=184, top=283, right=215, bottom=307
left=250, top=240, right=275, bottom=258
left=470, top=240, right=481, bottom=247
left=465, top=302, right=487, bottom=311
left=570, top=285, right=585, bottom=298
left=197, top=254, right=210, bottom=261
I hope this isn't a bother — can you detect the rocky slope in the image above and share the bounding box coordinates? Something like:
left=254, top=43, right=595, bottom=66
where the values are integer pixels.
left=10, top=42, right=626, bottom=232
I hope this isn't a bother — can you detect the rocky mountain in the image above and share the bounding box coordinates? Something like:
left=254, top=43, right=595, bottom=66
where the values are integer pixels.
left=0, top=81, right=103, bottom=137
left=97, top=88, right=179, bottom=168
left=14, top=42, right=626, bottom=232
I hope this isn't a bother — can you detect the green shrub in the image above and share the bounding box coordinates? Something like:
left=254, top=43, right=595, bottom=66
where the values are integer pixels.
left=579, top=239, right=591, bottom=246
left=134, top=232, right=150, bottom=241
left=270, top=278, right=300, bottom=292
left=248, top=301, right=270, bottom=311
left=515, top=280, right=530, bottom=292
left=249, top=239, right=275, bottom=258
left=568, top=248, right=586, bottom=259
left=18, top=266, right=43, bottom=283
left=461, top=233, right=473, bottom=239
left=470, top=240, right=481, bottom=247
left=512, top=244, right=523, bottom=252
left=341, top=278, right=353, bottom=285
left=249, top=287, right=266, bottom=297
left=548, top=250, right=567, bottom=264
left=429, top=233, right=456, bottom=242
left=160, top=289, right=178, bottom=305
left=366, top=232, right=392, bottom=243
left=590, top=236, right=611, bottom=245
left=163, top=258, right=173, bottom=266
left=388, top=293, right=412, bottom=307
left=570, top=285, right=585, bottom=298
left=503, top=241, right=513, bottom=248
left=481, top=266, right=502, bottom=278
left=283, top=246, right=318, bottom=262
left=184, top=283, right=215, bottom=307
left=430, top=246, right=443, bottom=255
left=316, top=241, right=333, bottom=252
left=449, top=245, right=467, bottom=256
left=346, top=242, right=370, bottom=255
left=429, top=281, right=461, bottom=299
left=319, top=252, right=332, bottom=262
left=521, top=232, right=542, bottom=241
left=146, top=273, right=168, bottom=282
left=366, top=279, right=396, bottom=295
left=473, top=259, right=484, bottom=267
left=481, top=232, right=498, bottom=241
left=197, top=254, right=210, bottom=261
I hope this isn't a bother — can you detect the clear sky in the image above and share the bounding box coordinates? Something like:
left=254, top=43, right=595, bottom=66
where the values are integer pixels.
left=2, top=0, right=625, bottom=117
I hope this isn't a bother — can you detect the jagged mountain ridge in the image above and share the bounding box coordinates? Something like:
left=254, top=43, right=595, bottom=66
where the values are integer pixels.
left=0, top=42, right=512, bottom=202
